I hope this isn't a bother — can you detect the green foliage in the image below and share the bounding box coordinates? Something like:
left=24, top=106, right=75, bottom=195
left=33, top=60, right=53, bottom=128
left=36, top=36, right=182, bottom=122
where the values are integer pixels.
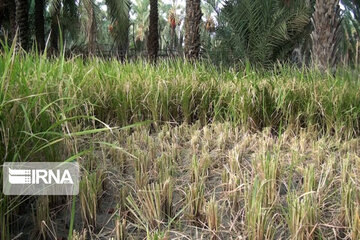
left=340, top=0, right=360, bottom=66
left=212, top=0, right=312, bottom=66
left=47, top=0, right=81, bottom=47
left=2, top=47, right=360, bottom=162
left=105, top=0, right=131, bottom=51
left=131, top=0, right=150, bottom=46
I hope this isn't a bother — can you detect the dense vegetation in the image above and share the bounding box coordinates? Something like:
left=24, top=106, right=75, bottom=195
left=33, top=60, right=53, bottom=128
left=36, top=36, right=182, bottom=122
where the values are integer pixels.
left=1, top=0, right=360, bottom=239
left=1, top=44, right=360, bottom=239
left=1, top=0, right=360, bottom=67
left=2, top=47, right=360, bottom=138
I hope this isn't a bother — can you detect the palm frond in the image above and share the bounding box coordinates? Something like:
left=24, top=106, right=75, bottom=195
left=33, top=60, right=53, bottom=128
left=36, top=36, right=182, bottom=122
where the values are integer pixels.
left=212, top=0, right=312, bottom=66
left=105, top=0, right=131, bottom=50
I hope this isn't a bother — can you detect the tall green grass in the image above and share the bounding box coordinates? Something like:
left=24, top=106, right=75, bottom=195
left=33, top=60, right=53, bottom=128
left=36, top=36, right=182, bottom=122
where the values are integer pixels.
left=2, top=46, right=360, bottom=144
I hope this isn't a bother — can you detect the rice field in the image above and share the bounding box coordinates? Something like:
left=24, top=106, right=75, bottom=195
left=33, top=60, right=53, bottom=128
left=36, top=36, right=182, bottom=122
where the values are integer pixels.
left=1, top=45, right=360, bottom=239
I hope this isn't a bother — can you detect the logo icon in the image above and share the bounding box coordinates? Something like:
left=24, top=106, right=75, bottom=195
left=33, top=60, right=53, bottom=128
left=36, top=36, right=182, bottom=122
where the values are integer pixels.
left=8, top=168, right=31, bottom=184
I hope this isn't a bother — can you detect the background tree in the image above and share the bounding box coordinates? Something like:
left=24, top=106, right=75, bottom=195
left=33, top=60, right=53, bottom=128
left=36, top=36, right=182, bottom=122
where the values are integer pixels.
left=131, top=0, right=150, bottom=51
left=339, top=0, right=360, bottom=66
left=1, top=0, right=359, bottom=67
left=168, top=8, right=178, bottom=50
left=213, top=0, right=312, bottom=67
left=35, top=0, right=45, bottom=52
left=311, top=0, right=341, bottom=72
left=147, top=0, right=159, bottom=62
left=49, top=0, right=61, bottom=53
left=8, top=0, right=16, bottom=40
left=106, top=0, right=130, bottom=60
left=201, top=1, right=216, bottom=54
left=157, top=0, right=184, bottom=53
left=83, top=0, right=98, bottom=54
left=15, top=0, right=29, bottom=50
left=185, top=0, right=202, bottom=59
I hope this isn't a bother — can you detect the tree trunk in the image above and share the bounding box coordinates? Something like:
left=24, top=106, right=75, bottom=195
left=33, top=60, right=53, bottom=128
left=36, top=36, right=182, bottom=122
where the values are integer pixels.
left=171, top=27, right=177, bottom=50
left=50, top=2, right=61, bottom=54
left=15, top=0, right=29, bottom=50
left=7, top=0, right=16, bottom=41
left=84, top=0, right=97, bottom=55
left=118, top=23, right=130, bottom=62
left=35, top=0, right=45, bottom=52
left=147, top=0, right=159, bottom=63
left=0, top=2, right=5, bottom=31
left=185, top=0, right=202, bottom=60
left=311, top=0, right=341, bottom=72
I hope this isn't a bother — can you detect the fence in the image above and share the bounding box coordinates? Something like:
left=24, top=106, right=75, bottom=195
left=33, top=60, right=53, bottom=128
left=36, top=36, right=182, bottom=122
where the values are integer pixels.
left=76, top=44, right=183, bottom=60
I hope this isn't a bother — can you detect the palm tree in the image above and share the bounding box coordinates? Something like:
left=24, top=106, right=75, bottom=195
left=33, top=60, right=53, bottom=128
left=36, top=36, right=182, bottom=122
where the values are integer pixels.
left=147, top=0, right=159, bottom=62
left=202, top=2, right=215, bottom=33
left=311, top=0, right=341, bottom=72
left=15, top=0, right=29, bottom=50
left=106, top=0, right=130, bottom=60
left=132, top=0, right=150, bottom=51
left=184, top=0, right=202, bottom=60
left=35, top=0, right=45, bottom=52
left=83, top=0, right=98, bottom=54
left=157, top=1, right=183, bottom=53
left=7, top=0, right=16, bottom=40
left=165, top=1, right=183, bottom=52
left=202, top=1, right=216, bottom=51
left=215, top=0, right=312, bottom=66
left=338, top=0, right=360, bottom=66
left=50, top=1, right=61, bottom=53
left=168, top=8, right=177, bottom=50
left=47, top=0, right=80, bottom=54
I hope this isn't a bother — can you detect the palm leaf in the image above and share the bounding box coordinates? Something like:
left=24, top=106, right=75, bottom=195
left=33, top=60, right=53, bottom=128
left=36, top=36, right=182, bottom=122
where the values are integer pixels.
left=213, top=0, right=312, bottom=66
left=105, top=0, right=131, bottom=51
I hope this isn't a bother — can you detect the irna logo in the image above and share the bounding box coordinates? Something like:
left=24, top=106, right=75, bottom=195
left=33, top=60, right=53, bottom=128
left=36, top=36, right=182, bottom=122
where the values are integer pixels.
left=8, top=168, right=74, bottom=185
left=3, top=162, right=79, bottom=195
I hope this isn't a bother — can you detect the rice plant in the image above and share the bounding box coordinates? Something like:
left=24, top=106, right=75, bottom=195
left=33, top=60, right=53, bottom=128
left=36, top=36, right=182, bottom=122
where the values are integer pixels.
left=127, top=179, right=173, bottom=230
left=79, top=168, right=105, bottom=229
left=205, top=196, right=221, bottom=238
left=115, top=216, right=127, bottom=240
left=2, top=46, right=360, bottom=239
left=286, top=165, right=319, bottom=239
left=244, top=176, right=276, bottom=240
left=185, top=180, right=206, bottom=224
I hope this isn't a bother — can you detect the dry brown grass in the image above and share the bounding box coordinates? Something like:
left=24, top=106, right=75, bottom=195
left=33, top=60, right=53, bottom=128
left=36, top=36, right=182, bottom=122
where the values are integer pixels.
left=39, top=122, right=357, bottom=239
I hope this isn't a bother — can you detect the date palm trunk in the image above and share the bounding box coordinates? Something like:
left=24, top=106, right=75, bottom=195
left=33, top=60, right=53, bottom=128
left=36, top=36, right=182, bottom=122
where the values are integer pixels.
left=35, top=0, right=45, bottom=52
left=50, top=1, right=61, bottom=54
left=185, top=0, right=202, bottom=60
left=84, top=0, right=97, bottom=55
left=7, top=0, right=16, bottom=41
left=311, top=0, right=341, bottom=72
left=147, top=0, right=159, bottom=63
left=15, top=0, right=29, bottom=50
